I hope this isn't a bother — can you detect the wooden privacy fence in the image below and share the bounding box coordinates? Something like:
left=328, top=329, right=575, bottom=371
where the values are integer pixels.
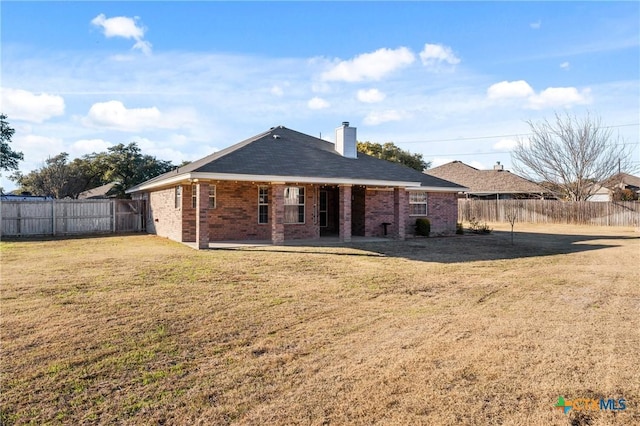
left=458, top=199, right=640, bottom=227
left=1, top=199, right=146, bottom=237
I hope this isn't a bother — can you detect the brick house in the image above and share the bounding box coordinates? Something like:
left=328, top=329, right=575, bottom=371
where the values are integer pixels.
left=126, top=122, right=465, bottom=248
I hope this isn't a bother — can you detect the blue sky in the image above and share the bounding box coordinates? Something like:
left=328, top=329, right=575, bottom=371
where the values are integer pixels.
left=1, top=1, right=639, bottom=191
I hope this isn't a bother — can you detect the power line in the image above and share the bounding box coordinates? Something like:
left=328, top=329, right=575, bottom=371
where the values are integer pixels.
left=426, top=142, right=639, bottom=158
left=430, top=151, right=511, bottom=157
left=395, top=123, right=640, bottom=145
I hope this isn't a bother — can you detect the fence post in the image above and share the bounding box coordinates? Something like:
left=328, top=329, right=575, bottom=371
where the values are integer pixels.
left=52, top=199, right=56, bottom=236
left=112, top=200, right=116, bottom=233
left=17, top=202, right=22, bottom=236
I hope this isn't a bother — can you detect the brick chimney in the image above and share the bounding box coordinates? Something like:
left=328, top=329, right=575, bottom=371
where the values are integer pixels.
left=335, top=121, right=357, bottom=159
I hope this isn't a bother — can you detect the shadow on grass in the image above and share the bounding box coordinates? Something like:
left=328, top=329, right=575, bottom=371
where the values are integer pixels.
left=0, top=232, right=146, bottom=242
left=229, top=230, right=638, bottom=264
left=4, top=230, right=636, bottom=264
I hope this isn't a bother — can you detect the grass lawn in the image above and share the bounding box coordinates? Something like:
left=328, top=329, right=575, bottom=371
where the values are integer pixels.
left=1, top=223, right=639, bottom=425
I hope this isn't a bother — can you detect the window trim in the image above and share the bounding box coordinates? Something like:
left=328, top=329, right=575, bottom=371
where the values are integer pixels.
left=191, top=184, right=216, bottom=209
left=409, top=191, right=428, bottom=216
left=258, top=186, right=269, bottom=224
left=208, top=185, right=216, bottom=209
left=284, top=186, right=305, bottom=224
left=175, top=185, right=182, bottom=209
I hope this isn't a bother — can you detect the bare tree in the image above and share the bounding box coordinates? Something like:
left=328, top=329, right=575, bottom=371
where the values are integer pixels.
left=504, top=201, right=521, bottom=245
left=512, top=112, right=635, bottom=201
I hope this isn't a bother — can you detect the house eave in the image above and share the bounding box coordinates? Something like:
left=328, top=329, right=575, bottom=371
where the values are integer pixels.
left=466, top=190, right=546, bottom=195
left=406, top=186, right=469, bottom=193
left=126, top=172, right=430, bottom=193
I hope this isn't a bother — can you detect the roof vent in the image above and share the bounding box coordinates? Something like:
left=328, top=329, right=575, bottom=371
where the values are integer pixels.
left=273, top=134, right=281, bottom=139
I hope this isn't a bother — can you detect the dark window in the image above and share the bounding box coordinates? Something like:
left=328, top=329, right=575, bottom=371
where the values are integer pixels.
left=258, top=186, right=269, bottom=224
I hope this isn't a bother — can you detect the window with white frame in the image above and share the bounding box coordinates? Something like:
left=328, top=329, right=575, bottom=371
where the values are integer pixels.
left=284, top=187, right=305, bottom=224
left=175, top=185, right=182, bottom=209
left=409, top=191, right=428, bottom=216
left=208, top=185, right=216, bottom=209
left=258, top=186, right=268, bottom=224
left=191, top=184, right=216, bottom=208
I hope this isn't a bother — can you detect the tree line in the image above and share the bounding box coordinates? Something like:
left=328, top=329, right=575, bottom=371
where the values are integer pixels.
left=11, top=144, right=176, bottom=199
left=2, top=113, right=176, bottom=198
left=2, top=112, right=636, bottom=201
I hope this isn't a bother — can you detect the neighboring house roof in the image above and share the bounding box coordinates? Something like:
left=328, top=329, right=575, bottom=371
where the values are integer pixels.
left=425, top=161, right=546, bottom=195
left=78, top=182, right=118, bottom=199
left=587, top=172, right=640, bottom=201
left=126, top=126, right=466, bottom=193
left=603, top=173, right=640, bottom=191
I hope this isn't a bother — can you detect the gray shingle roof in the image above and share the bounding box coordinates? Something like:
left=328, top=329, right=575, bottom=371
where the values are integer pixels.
left=426, top=161, right=545, bottom=194
left=603, top=173, right=640, bottom=190
left=128, top=126, right=465, bottom=192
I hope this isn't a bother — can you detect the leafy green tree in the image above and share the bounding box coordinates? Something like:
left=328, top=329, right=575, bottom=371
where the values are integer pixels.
left=357, top=141, right=430, bottom=171
left=1, top=114, right=24, bottom=172
left=88, top=143, right=174, bottom=197
left=12, top=153, right=81, bottom=198
left=12, top=142, right=175, bottom=198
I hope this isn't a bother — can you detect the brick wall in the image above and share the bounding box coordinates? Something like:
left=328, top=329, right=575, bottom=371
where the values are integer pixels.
left=206, top=182, right=271, bottom=241
left=182, top=185, right=196, bottom=242
left=352, top=186, right=366, bottom=236
left=148, top=187, right=183, bottom=241
left=189, top=182, right=320, bottom=242
left=364, top=189, right=395, bottom=237
left=394, top=187, right=407, bottom=240
left=424, top=192, right=458, bottom=235
left=144, top=183, right=458, bottom=242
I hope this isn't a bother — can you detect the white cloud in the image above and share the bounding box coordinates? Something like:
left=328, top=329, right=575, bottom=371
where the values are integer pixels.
left=528, top=87, right=591, bottom=109
left=270, top=85, right=284, bottom=96
left=419, top=43, right=461, bottom=70
left=70, top=139, right=112, bottom=156
left=14, top=134, right=65, bottom=163
left=132, top=136, right=218, bottom=164
left=357, top=88, right=386, bottom=103
left=560, top=61, right=570, bottom=70
left=1, top=88, right=65, bottom=123
left=363, top=110, right=405, bottom=125
left=487, top=80, right=535, bottom=100
left=492, top=138, right=518, bottom=151
left=487, top=80, right=591, bottom=109
left=91, top=13, right=152, bottom=55
left=307, top=97, right=330, bottom=110
left=321, top=47, right=415, bottom=82
left=530, top=20, right=542, bottom=29
left=132, top=40, right=153, bottom=56
left=83, top=100, right=194, bottom=131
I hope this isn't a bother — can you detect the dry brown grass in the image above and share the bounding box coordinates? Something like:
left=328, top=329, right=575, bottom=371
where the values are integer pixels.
left=1, top=223, right=638, bottom=425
